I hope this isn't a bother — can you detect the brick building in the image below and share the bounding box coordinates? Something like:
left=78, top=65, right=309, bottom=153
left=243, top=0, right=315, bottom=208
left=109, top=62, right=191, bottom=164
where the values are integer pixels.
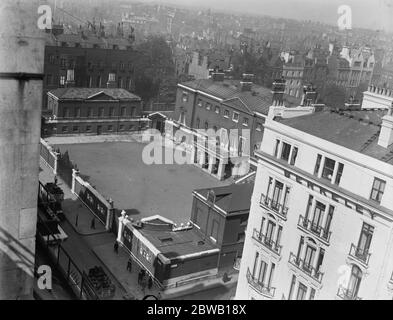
left=43, top=88, right=148, bottom=136
left=191, top=183, right=254, bottom=269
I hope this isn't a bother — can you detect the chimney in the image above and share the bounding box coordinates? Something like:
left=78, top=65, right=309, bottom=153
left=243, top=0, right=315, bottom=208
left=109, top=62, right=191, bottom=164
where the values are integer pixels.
left=65, top=69, right=75, bottom=87
left=107, top=72, right=116, bottom=88
left=271, top=78, right=286, bottom=106
left=301, top=84, right=317, bottom=106
left=378, top=102, right=393, bottom=148
left=211, top=72, right=224, bottom=81
left=240, top=73, right=254, bottom=92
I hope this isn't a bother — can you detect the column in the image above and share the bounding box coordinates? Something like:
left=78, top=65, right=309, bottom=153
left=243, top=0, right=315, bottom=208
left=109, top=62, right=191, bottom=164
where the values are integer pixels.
left=332, top=161, right=339, bottom=184
left=208, top=155, right=214, bottom=173
left=53, top=151, right=60, bottom=175
left=198, top=150, right=204, bottom=166
left=71, top=168, right=80, bottom=194
left=117, top=210, right=127, bottom=242
left=190, top=145, right=196, bottom=164
left=317, top=156, right=325, bottom=178
left=106, top=199, right=115, bottom=231
left=217, top=160, right=225, bottom=180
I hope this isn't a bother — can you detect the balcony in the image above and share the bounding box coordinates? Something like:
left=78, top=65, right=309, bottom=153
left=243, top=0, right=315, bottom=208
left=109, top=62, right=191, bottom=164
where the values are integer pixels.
left=252, top=229, right=282, bottom=256
left=260, top=194, right=288, bottom=220
left=246, top=268, right=276, bottom=298
left=336, top=285, right=362, bottom=300
left=297, top=215, right=332, bottom=244
left=288, top=252, right=324, bottom=283
left=348, top=244, right=371, bottom=267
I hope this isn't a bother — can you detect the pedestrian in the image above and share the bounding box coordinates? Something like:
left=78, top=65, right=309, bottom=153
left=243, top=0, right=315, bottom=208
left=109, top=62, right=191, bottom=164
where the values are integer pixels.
left=126, top=258, right=132, bottom=272
left=148, top=276, right=153, bottom=290
left=114, top=241, right=119, bottom=254
left=90, top=217, right=95, bottom=229
left=54, top=175, right=58, bottom=185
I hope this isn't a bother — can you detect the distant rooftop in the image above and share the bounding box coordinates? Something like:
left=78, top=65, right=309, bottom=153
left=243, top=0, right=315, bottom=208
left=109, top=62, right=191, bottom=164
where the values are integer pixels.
left=194, top=183, right=254, bottom=214
left=48, top=88, right=141, bottom=101
left=180, top=79, right=300, bottom=116
left=276, top=108, right=393, bottom=164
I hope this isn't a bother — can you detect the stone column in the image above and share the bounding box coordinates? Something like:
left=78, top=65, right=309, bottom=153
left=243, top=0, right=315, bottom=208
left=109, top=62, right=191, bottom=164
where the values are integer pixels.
left=53, top=150, right=60, bottom=175
left=217, top=160, right=226, bottom=180
left=71, top=168, right=80, bottom=194
left=0, top=0, right=45, bottom=300
left=106, top=199, right=115, bottom=231
left=208, top=155, right=214, bottom=173
left=117, top=210, right=127, bottom=242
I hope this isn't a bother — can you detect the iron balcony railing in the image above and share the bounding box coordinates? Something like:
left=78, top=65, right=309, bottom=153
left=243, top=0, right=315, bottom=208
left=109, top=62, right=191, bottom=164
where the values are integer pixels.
left=252, top=228, right=282, bottom=255
left=246, top=268, right=276, bottom=298
left=349, top=243, right=371, bottom=266
left=288, top=252, right=324, bottom=283
left=298, top=215, right=332, bottom=243
left=260, top=194, right=288, bottom=219
left=337, top=285, right=362, bottom=300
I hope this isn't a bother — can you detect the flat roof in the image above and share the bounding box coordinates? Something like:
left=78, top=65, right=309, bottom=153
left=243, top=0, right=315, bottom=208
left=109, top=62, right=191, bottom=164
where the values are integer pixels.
left=276, top=108, right=393, bottom=164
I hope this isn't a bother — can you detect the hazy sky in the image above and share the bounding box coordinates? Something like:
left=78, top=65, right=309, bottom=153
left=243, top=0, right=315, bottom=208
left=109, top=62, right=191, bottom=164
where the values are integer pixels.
left=142, top=0, right=393, bottom=32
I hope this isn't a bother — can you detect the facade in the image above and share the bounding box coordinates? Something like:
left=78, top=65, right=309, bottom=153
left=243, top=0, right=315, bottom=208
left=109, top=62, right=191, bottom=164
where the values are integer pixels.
left=43, top=41, right=137, bottom=109
left=165, top=74, right=302, bottom=180
left=236, top=96, right=393, bottom=300
left=44, top=88, right=148, bottom=136
left=117, top=214, right=219, bottom=289
left=191, top=183, right=254, bottom=270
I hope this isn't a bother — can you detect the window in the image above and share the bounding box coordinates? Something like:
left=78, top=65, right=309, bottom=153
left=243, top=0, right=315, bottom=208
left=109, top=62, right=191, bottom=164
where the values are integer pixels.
left=357, top=223, right=374, bottom=259
left=210, top=219, right=219, bottom=241
left=62, top=126, right=68, bottom=133
left=232, top=112, right=239, bottom=122
left=215, top=105, right=220, bottom=114
left=311, top=201, right=326, bottom=232
left=314, top=154, right=322, bottom=175
left=60, top=75, right=65, bottom=86
left=370, top=177, right=386, bottom=203
left=86, top=125, right=92, bottom=132
left=62, top=107, right=69, bottom=118
left=49, top=55, right=55, bottom=64
left=197, top=99, right=203, bottom=107
left=131, top=107, right=136, bottom=117
left=309, top=288, right=316, bottom=300
left=121, top=107, right=127, bottom=116
left=243, top=117, right=249, bottom=126
left=281, top=142, right=291, bottom=161
left=224, top=110, right=230, bottom=118
left=296, top=282, right=308, bottom=300
left=87, top=107, right=93, bottom=117
left=99, top=107, right=104, bottom=117
left=256, top=122, right=263, bottom=132
left=118, top=77, right=123, bottom=88
left=271, top=181, right=283, bottom=209
left=182, top=92, right=188, bottom=102
left=288, top=275, right=296, bottom=300
left=108, top=73, right=116, bottom=82
left=60, top=58, right=66, bottom=68
left=206, top=102, right=211, bottom=110
left=274, top=139, right=280, bottom=157
left=74, top=107, right=80, bottom=118
left=119, top=124, right=125, bottom=131
left=258, top=260, right=268, bottom=285
left=304, top=245, right=316, bottom=272
left=72, top=125, right=79, bottom=132
left=335, top=163, right=344, bottom=185
left=237, top=232, right=245, bottom=242
left=109, top=107, right=115, bottom=117
left=322, top=157, right=335, bottom=180
left=348, top=265, right=362, bottom=299
left=108, top=125, right=113, bottom=131
left=290, top=147, right=298, bottom=165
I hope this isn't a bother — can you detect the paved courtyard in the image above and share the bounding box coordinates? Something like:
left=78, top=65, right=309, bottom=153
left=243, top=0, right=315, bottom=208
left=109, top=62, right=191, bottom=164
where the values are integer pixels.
left=55, top=140, right=230, bottom=224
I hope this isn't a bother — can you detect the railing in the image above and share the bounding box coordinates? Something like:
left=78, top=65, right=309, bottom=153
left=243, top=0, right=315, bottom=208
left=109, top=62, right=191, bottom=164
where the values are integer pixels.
left=288, top=252, right=324, bottom=283
left=298, top=215, right=332, bottom=243
left=246, top=268, right=276, bottom=298
left=260, top=194, right=288, bottom=219
left=252, top=229, right=282, bottom=255
left=349, top=243, right=371, bottom=266
left=337, top=285, right=362, bottom=300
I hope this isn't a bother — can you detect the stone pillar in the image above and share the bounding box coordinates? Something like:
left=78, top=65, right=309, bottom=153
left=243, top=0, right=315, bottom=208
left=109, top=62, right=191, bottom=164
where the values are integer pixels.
left=0, top=0, right=45, bottom=300
left=53, top=151, right=60, bottom=175
left=208, top=155, right=214, bottom=173
left=106, top=199, right=115, bottom=231
left=217, top=160, right=226, bottom=180
left=117, top=210, right=127, bottom=242
left=71, top=168, right=80, bottom=194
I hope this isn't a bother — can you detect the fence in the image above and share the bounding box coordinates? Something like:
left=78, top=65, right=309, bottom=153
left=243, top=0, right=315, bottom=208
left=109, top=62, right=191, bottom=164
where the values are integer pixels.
left=40, top=138, right=58, bottom=174
left=71, top=169, right=115, bottom=231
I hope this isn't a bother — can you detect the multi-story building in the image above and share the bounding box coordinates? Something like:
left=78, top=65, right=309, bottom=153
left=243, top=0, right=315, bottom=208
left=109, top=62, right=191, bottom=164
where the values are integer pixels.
left=43, top=33, right=137, bottom=109
left=43, top=87, right=148, bottom=136
left=165, top=74, right=302, bottom=180
left=236, top=94, right=393, bottom=300
left=191, top=183, right=254, bottom=270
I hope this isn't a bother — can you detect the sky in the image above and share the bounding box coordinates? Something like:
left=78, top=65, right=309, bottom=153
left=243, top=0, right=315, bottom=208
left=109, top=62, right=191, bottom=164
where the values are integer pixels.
left=140, top=0, right=393, bottom=32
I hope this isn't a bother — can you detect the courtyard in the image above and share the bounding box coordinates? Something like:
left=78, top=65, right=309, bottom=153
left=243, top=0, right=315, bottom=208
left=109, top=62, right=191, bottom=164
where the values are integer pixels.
left=55, top=139, right=230, bottom=224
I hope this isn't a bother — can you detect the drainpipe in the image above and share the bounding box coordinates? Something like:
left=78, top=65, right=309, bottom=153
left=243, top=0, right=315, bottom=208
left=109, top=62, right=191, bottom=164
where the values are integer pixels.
left=0, top=0, right=45, bottom=299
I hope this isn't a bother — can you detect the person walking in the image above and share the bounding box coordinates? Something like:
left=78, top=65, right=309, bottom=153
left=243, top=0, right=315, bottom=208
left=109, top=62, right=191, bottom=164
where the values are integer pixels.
left=126, top=258, right=132, bottom=272
left=114, top=241, right=119, bottom=254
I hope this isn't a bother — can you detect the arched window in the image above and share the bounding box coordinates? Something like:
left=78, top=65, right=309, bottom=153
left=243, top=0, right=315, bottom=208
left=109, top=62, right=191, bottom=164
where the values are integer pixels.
left=348, top=265, right=362, bottom=298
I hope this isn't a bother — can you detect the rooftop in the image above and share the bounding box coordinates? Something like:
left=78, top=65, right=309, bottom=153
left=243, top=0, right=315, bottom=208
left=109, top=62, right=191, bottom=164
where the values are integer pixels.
left=134, top=216, right=218, bottom=260
left=276, top=108, right=393, bottom=164
left=48, top=88, right=141, bottom=101
left=180, top=79, right=300, bottom=116
left=194, top=183, right=254, bottom=214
